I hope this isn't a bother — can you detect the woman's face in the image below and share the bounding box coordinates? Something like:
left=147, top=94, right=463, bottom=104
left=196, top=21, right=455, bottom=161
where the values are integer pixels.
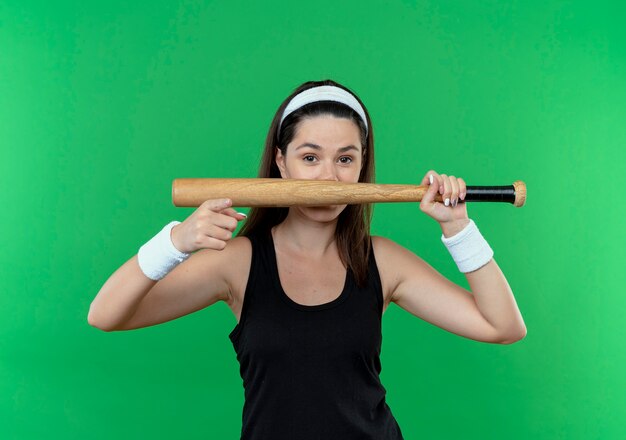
left=275, top=115, right=363, bottom=182
left=275, top=115, right=364, bottom=221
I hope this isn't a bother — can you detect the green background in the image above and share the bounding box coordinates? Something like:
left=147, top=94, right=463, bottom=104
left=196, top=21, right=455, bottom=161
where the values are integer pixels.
left=2, top=0, right=624, bottom=438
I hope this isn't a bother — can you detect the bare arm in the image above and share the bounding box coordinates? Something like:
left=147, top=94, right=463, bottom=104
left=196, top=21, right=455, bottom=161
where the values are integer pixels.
left=87, top=236, right=249, bottom=332
left=386, top=169, right=526, bottom=344
left=88, top=198, right=247, bottom=332
left=87, top=254, right=158, bottom=331
left=374, top=235, right=526, bottom=344
left=462, top=259, right=526, bottom=343
left=440, top=220, right=526, bottom=343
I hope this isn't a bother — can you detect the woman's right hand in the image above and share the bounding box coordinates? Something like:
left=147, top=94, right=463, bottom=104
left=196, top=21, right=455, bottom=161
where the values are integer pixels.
left=170, top=198, right=247, bottom=253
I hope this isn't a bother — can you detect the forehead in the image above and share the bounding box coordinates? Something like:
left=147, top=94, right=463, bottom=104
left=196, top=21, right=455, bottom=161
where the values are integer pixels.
left=291, top=115, right=362, bottom=150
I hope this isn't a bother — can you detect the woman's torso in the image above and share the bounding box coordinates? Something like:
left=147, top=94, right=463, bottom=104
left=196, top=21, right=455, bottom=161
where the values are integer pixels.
left=225, top=228, right=403, bottom=440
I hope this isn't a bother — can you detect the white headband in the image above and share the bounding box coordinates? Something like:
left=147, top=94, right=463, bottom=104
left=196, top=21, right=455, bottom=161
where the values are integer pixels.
left=278, top=85, right=368, bottom=137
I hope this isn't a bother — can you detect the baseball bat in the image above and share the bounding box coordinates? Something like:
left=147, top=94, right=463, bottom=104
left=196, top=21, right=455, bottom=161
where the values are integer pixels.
left=171, top=178, right=526, bottom=208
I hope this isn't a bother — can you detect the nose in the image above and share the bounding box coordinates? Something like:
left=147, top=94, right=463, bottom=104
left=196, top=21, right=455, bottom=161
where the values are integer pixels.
left=319, top=161, right=339, bottom=181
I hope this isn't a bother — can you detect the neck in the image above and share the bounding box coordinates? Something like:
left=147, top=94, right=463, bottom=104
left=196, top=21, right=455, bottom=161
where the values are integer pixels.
left=272, top=208, right=339, bottom=258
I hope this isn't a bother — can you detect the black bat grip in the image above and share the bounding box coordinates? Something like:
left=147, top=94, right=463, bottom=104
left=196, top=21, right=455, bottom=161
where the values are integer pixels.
left=465, top=182, right=526, bottom=207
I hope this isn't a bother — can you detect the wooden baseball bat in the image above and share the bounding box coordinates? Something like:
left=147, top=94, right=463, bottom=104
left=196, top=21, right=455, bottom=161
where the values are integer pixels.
left=172, top=178, right=527, bottom=208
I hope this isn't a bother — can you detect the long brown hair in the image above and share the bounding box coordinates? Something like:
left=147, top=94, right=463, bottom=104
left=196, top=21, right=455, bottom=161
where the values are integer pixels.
left=237, top=79, right=375, bottom=288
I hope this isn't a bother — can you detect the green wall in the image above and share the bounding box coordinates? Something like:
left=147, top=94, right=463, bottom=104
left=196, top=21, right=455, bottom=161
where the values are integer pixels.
left=2, top=0, right=624, bottom=438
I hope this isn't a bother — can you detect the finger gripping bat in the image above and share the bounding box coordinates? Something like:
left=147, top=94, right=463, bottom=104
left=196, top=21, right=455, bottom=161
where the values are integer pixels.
left=171, top=178, right=527, bottom=208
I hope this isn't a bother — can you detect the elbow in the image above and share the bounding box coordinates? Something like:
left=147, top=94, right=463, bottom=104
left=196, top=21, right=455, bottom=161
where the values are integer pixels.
left=87, top=309, right=117, bottom=332
left=499, top=326, right=527, bottom=345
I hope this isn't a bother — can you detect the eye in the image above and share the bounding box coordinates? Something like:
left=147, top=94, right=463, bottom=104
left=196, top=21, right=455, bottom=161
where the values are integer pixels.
left=338, top=156, right=353, bottom=164
left=303, top=155, right=317, bottom=162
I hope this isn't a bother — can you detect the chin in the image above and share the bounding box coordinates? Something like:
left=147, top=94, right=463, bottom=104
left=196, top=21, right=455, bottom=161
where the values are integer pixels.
left=299, top=204, right=347, bottom=222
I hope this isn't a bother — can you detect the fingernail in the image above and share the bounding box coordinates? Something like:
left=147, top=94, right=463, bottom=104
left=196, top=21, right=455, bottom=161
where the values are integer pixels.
left=429, top=174, right=433, bottom=185
left=452, top=199, right=457, bottom=207
left=445, top=198, right=450, bottom=206
left=237, top=212, right=247, bottom=218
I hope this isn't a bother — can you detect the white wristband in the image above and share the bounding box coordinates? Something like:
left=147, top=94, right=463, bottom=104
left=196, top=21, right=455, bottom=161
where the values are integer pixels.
left=137, top=221, right=191, bottom=281
left=441, top=219, right=494, bottom=273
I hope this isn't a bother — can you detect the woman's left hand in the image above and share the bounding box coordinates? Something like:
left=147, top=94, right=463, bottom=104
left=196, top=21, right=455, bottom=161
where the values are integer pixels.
left=419, top=170, right=470, bottom=227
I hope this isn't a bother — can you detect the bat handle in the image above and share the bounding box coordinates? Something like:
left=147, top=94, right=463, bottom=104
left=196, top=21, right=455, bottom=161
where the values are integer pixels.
left=465, top=181, right=527, bottom=207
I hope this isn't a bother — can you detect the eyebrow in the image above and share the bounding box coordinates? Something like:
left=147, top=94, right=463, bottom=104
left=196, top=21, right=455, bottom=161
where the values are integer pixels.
left=294, top=143, right=360, bottom=153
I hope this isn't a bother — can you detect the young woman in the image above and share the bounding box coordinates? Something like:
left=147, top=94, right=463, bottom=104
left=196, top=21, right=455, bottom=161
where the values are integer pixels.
left=88, top=79, right=526, bottom=439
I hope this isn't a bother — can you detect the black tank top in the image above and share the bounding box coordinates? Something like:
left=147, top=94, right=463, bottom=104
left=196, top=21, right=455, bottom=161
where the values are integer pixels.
left=228, top=230, right=404, bottom=440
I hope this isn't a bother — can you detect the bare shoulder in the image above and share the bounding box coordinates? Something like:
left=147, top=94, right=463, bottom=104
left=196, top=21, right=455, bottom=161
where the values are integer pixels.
left=371, top=235, right=405, bottom=307
left=219, top=235, right=252, bottom=257
left=204, top=235, right=251, bottom=305
left=371, top=235, right=400, bottom=252
left=190, top=235, right=251, bottom=266
left=371, top=235, right=431, bottom=304
left=371, top=235, right=414, bottom=265
left=225, top=235, right=253, bottom=269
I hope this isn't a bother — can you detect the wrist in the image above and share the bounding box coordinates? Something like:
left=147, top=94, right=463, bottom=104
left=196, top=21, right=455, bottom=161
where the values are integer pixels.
left=170, top=224, right=187, bottom=254
left=440, top=219, right=494, bottom=273
left=137, top=221, right=191, bottom=281
left=440, top=218, right=471, bottom=238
